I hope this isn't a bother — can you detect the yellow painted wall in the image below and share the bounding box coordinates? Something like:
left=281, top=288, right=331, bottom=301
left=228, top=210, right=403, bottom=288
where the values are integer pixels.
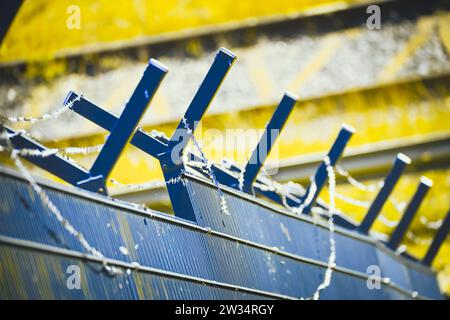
left=1, top=0, right=367, bottom=63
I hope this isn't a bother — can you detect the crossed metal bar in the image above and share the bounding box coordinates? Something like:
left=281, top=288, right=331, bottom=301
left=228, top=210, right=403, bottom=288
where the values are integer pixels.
left=67, top=48, right=236, bottom=221
left=2, top=46, right=448, bottom=265
left=2, top=58, right=167, bottom=194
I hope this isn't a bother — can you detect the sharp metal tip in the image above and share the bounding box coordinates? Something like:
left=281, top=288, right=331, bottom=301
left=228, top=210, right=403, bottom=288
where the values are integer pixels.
left=149, top=58, right=169, bottom=73
left=397, top=153, right=411, bottom=164
left=420, top=176, right=433, bottom=187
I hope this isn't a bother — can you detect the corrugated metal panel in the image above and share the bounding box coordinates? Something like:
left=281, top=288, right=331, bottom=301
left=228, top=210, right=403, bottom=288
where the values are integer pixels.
left=0, top=169, right=441, bottom=299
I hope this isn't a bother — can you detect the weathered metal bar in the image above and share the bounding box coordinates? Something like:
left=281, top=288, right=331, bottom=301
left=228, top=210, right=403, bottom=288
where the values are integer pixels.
left=167, top=48, right=236, bottom=161
left=68, top=93, right=167, bottom=156
left=423, top=208, right=450, bottom=266
left=70, top=48, right=235, bottom=221
left=386, top=176, right=433, bottom=250
left=152, top=48, right=234, bottom=222
left=77, top=59, right=167, bottom=193
left=238, top=93, right=297, bottom=194
left=301, top=124, right=355, bottom=214
left=1, top=125, right=90, bottom=185
left=0, top=0, right=23, bottom=44
left=358, top=153, right=411, bottom=234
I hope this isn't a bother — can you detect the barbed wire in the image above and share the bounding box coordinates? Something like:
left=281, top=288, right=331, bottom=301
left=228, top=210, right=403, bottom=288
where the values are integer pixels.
left=419, top=216, right=443, bottom=230
left=335, top=164, right=380, bottom=192
left=2, top=94, right=81, bottom=123
left=181, top=116, right=230, bottom=215
left=9, top=144, right=104, bottom=158
left=310, top=155, right=337, bottom=300
left=110, top=174, right=185, bottom=192
left=0, top=130, right=123, bottom=276
left=406, top=231, right=433, bottom=245
left=336, top=164, right=409, bottom=215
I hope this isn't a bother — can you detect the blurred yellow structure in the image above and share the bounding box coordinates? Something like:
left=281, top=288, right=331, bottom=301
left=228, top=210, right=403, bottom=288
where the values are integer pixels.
left=1, top=0, right=368, bottom=64
left=1, top=0, right=449, bottom=295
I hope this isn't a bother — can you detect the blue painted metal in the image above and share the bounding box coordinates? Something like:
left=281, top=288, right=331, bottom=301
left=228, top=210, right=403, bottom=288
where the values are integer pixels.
left=0, top=45, right=444, bottom=300
left=423, top=208, right=450, bottom=266
left=358, top=153, right=411, bottom=234
left=167, top=48, right=236, bottom=156
left=67, top=88, right=307, bottom=213
left=301, top=124, right=355, bottom=214
left=386, top=176, right=433, bottom=250
left=236, top=93, right=297, bottom=194
left=0, top=167, right=442, bottom=299
left=69, top=48, right=236, bottom=222
left=66, top=92, right=168, bottom=156
left=0, top=125, right=90, bottom=185
left=161, top=48, right=235, bottom=221
left=2, top=58, right=167, bottom=195
left=77, top=59, right=167, bottom=193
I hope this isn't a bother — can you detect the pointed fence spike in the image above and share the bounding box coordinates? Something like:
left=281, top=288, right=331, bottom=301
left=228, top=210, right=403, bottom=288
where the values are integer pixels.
left=423, top=208, right=450, bottom=266
left=386, top=176, right=433, bottom=250
left=301, top=124, right=355, bottom=214
left=167, top=48, right=236, bottom=163
left=239, top=92, right=297, bottom=194
left=358, top=153, right=411, bottom=234
left=77, top=59, right=168, bottom=193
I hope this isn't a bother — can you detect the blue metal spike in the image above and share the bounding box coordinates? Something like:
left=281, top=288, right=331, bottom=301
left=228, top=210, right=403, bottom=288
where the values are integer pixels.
left=70, top=48, right=237, bottom=222
left=301, top=124, right=355, bottom=214
left=423, top=208, right=450, bottom=266
left=76, top=59, right=168, bottom=193
left=162, top=48, right=236, bottom=222
left=167, top=48, right=236, bottom=163
left=386, top=176, right=433, bottom=250
left=358, top=153, right=411, bottom=234
left=1, top=125, right=90, bottom=185
left=238, top=93, right=297, bottom=194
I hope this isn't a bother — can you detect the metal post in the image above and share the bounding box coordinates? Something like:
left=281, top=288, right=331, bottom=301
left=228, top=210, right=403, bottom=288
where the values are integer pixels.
left=238, top=93, right=297, bottom=194
left=77, top=59, right=167, bottom=193
left=358, top=153, right=411, bottom=234
left=423, top=208, right=450, bottom=266
left=386, top=176, right=433, bottom=250
left=167, top=47, right=236, bottom=161
left=160, top=48, right=236, bottom=222
left=301, top=124, right=355, bottom=214
left=1, top=125, right=90, bottom=186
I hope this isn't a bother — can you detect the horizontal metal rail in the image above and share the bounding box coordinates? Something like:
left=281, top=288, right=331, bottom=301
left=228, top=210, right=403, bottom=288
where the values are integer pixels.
left=0, top=224, right=430, bottom=300
left=0, top=235, right=296, bottom=300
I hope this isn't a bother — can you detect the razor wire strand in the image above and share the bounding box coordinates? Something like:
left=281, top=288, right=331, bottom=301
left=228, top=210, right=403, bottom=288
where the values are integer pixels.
left=110, top=174, right=186, bottom=193
left=2, top=94, right=81, bottom=123
left=0, top=131, right=124, bottom=276
left=406, top=231, right=433, bottom=245
left=181, top=116, right=230, bottom=215
left=335, top=164, right=380, bottom=193
left=335, top=164, right=408, bottom=212
left=419, top=216, right=443, bottom=230
left=10, top=144, right=104, bottom=158
left=310, top=156, right=337, bottom=300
